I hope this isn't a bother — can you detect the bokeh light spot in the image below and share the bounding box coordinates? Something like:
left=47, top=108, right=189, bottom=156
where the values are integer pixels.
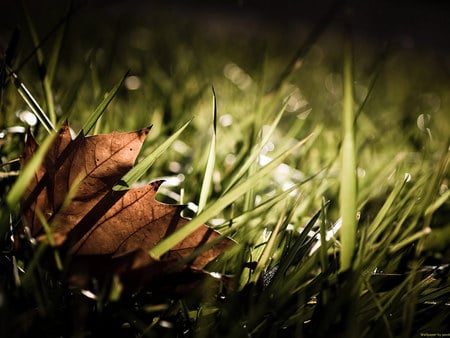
left=125, top=75, right=141, bottom=90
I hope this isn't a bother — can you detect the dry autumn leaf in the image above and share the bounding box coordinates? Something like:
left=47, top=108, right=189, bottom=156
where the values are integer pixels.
left=17, top=124, right=232, bottom=290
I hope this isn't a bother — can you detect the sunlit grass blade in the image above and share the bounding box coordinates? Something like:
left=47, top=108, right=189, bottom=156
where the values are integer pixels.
left=11, top=71, right=55, bottom=133
left=198, top=87, right=217, bottom=213
left=81, top=70, right=129, bottom=135
left=6, top=131, right=56, bottom=210
left=113, top=119, right=192, bottom=191
left=150, top=132, right=315, bottom=259
left=339, top=35, right=357, bottom=272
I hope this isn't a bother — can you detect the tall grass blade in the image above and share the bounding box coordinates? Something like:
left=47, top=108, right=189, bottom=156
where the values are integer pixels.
left=150, top=133, right=314, bottom=259
left=198, top=87, right=217, bottom=213
left=339, top=34, right=357, bottom=272
left=6, top=131, right=56, bottom=210
left=11, top=71, right=55, bottom=133
left=113, top=119, right=192, bottom=191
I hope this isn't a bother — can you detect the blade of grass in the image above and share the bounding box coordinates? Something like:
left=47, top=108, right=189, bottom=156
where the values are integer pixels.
left=6, top=131, right=56, bottom=209
left=113, top=119, right=192, bottom=191
left=11, top=70, right=55, bottom=132
left=198, top=87, right=217, bottom=213
left=150, top=133, right=314, bottom=260
left=339, top=34, right=357, bottom=272
left=81, top=70, right=129, bottom=135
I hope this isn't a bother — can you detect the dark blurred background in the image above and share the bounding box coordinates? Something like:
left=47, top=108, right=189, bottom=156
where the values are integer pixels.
left=1, top=0, right=449, bottom=138
left=1, top=0, right=450, bottom=53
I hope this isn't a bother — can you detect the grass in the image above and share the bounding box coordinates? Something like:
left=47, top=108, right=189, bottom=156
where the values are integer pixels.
left=1, top=1, right=449, bottom=337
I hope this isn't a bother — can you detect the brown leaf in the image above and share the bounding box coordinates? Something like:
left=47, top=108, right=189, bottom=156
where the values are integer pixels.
left=19, top=124, right=232, bottom=290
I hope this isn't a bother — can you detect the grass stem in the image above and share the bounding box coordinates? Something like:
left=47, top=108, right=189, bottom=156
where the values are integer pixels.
left=339, top=34, right=357, bottom=272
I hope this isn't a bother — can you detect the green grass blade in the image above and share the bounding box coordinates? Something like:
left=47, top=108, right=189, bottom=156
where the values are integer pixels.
left=6, top=131, right=56, bottom=210
left=339, top=35, right=357, bottom=272
left=149, top=132, right=314, bottom=260
left=198, top=87, right=217, bottom=213
left=113, top=119, right=192, bottom=191
left=81, top=71, right=129, bottom=135
left=11, top=71, right=55, bottom=133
